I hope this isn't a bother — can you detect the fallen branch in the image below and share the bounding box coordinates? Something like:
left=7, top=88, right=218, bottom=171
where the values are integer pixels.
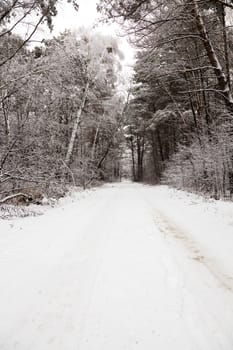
left=0, top=193, right=32, bottom=204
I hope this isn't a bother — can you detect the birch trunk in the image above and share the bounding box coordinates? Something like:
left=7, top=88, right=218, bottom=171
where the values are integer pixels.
left=65, top=81, right=89, bottom=166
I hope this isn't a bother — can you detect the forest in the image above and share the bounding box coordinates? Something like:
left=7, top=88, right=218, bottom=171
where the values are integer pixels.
left=1, top=0, right=233, bottom=203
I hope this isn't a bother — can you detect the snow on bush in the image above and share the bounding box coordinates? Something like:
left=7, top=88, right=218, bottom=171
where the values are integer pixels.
left=0, top=204, right=43, bottom=220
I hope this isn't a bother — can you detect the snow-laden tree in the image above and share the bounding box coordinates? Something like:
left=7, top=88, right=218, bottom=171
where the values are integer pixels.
left=98, top=0, right=233, bottom=197
left=0, top=28, right=126, bottom=199
left=0, top=0, right=78, bottom=67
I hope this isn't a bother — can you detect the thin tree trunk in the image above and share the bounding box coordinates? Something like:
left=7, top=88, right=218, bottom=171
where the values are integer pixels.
left=192, top=0, right=233, bottom=112
left=136, top=135, right=144, bottom=182
left=157, top=129, right=165, bottom=162
left=96, top=142, right=112, bottom=170
left=130, top=135, right=136, bottom=181
left=199, top=68, right=211, bottom=127
left=150, top=132, right=159, bottom=181
left=65, top=81, right=89, bottom=166
left=221, top=3, right=231, bottom=89
left=91, top=122, right=100, bottom=161
left=2, top=100, right=10, bottom=138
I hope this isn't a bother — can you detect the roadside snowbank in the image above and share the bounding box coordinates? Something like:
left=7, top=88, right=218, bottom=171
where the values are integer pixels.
left=0, top=186, right=96, bottom=220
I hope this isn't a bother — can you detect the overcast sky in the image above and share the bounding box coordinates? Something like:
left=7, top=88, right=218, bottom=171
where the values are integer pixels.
left=53, top=0, right=100, bottom=32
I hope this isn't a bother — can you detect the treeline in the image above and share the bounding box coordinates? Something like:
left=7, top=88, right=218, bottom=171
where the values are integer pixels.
left=0, top=3, right=125, bottom=200
left=99, top=0, right=233, bottom=198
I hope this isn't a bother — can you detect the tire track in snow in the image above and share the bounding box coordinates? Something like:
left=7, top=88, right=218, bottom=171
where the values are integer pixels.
left=152, top=205, right=233, bottom=293
left=137, top=185, right=233, bottom=349
left=137, top=186, right=233, bottom=293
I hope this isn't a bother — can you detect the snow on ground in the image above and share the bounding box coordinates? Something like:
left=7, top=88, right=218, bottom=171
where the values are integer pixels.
left=0, top=182, right=233, bottom=350
left=140, top=185, right=233, bottom=285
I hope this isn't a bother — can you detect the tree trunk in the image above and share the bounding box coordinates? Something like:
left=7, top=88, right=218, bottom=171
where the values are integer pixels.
left=65, top=81, right=89, bottom=166
left=136, top=135, right=144, bottom=182
left=157, top=129, right=165, bottom=162
left=129, top=135, right=136, bottom=181
left=91, top=122, right=100, bottom=161
left=192, top=0, right=233, bottom=112
left=221, top=3, right=231, bottom=89
left=2, top=100, right=10, bottom=139
left=150, top=131, right=160, bottom=181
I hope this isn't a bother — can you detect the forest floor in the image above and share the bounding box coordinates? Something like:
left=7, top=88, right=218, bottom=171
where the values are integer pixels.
left=0, top=182, right=233, bottom=350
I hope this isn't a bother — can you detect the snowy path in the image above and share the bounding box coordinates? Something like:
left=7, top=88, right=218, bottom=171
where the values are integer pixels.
left=0, top=183, right=233, bottom=350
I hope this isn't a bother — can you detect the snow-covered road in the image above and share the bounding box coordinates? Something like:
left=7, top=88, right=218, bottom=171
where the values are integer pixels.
left=1, top=183, right=233, bottom=350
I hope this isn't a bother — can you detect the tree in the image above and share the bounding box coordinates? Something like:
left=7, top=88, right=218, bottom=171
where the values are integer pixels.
left=0, top=28, right=126, bottom=199
left=0, top=0, right=79, bottom=67
left=98, top=0, right=233, bottom=197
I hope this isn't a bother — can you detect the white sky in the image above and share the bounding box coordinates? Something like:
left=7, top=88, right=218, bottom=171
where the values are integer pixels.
left=53, top=0, right=100, bottom=33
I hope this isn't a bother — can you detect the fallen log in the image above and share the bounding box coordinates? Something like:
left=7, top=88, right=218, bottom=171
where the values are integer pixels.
left=0, top=193, right=33, bottom=206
